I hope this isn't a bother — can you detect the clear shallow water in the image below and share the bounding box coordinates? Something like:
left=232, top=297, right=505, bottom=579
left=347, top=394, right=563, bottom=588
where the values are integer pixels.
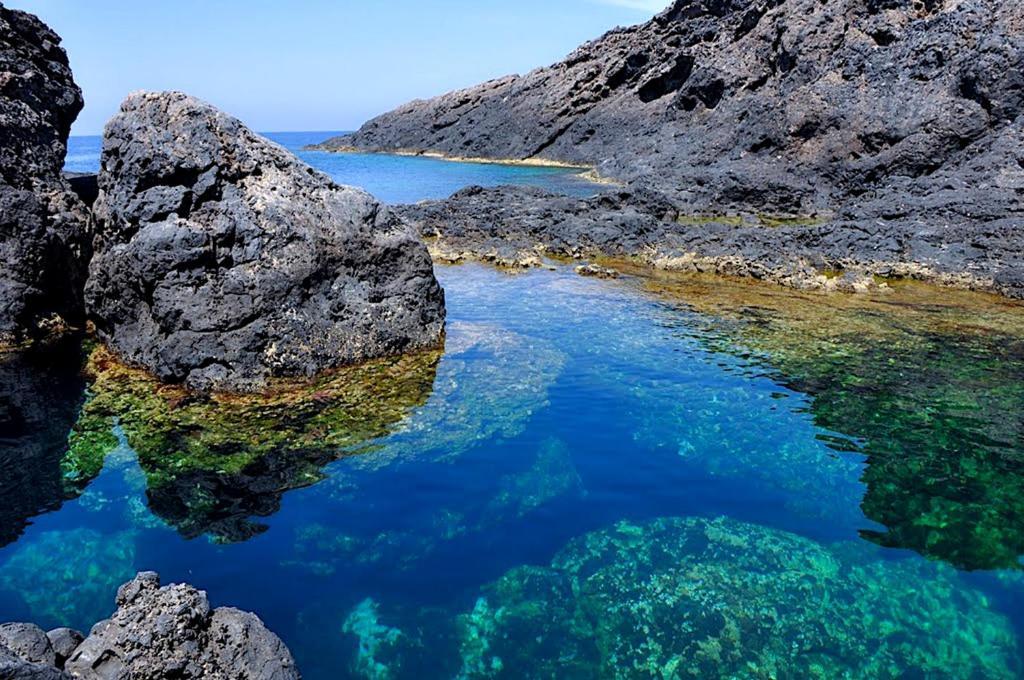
left=64, top=131, right=604, bottom=203
left=2, top=261, right=1024, bottom=678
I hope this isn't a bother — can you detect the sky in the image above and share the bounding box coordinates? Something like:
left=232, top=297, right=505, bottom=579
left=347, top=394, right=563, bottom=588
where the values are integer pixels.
left=9, top=0, right=667, bottom=136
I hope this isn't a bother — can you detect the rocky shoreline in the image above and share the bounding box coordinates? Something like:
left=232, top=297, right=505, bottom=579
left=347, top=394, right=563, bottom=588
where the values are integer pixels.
left=316, top=0, right=1024, bottom=298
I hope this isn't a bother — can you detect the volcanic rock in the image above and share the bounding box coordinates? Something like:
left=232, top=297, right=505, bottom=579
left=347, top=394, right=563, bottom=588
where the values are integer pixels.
left=0, top=3, right=90, bottom=345
left=325, top=0, right=1024, bottom=296
left=63, top=572, right=299, bottom=679
left=87, top=91, right=445, bottom=392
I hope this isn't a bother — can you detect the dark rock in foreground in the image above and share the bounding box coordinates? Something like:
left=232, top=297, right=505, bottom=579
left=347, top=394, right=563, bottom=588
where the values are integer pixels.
left=88, top=91, right=445, bottom=392
left=1, top=572, right=300, bottom=679
left=324, top=0, right=1024, bottom=297
left=0, top=4, right=90, bottom=346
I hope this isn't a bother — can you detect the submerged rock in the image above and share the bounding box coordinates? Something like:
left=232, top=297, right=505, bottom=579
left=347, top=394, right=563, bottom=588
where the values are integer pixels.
left=0, top=529, right=137, bottom=630
left=54, top=571, right=299, bottom=679
left=456, top=517, right=1020, bottom=678
left=0, top=4, right=90, bottom=345
left=87, top=91, right=445, bottom=392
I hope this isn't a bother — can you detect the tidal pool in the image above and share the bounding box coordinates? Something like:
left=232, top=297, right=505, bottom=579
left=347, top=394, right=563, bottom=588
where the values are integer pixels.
left=1, top=263, right=1023, bottom=679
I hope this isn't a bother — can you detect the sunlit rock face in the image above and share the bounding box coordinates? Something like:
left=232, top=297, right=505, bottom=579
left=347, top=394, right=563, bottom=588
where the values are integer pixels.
left=0, top=340, right=86, bottom=549
left=339, top=0, right=1024, bottom=298
left=0, top=6, right=90, bottom=345
left=456, top=517, right=1020, bottom=679
left=629, top=265, right=1024, bottom=570
left=63, top=344, right=441, bottom=542
left=87, top=91, right=446, bottom=392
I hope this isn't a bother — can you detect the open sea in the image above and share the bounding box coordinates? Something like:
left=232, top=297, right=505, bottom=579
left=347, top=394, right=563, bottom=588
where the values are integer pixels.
left=1, top=133, right=1022, bottom=678
left=63, top=131, right=603, bottom=204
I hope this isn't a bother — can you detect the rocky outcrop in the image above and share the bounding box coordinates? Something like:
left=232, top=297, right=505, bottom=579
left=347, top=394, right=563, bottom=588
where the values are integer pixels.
left=1, top=572, right=300, bottom=679
left=0, top=3, right=90, bottom=346
left=322, top=0, right=1024, bottom=296
left=87, top=91, right=445, bottom=392
left=401, top=185, right=1024, bottom=296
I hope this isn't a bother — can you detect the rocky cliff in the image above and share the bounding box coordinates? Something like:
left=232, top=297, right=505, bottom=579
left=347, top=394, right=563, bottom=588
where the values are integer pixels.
left=0, top=2, right=90, bottom=345
left=320, top=0, right=1024, bottom=295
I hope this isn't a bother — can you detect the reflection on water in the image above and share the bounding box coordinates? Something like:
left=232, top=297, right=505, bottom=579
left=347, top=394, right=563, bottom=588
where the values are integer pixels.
left=0, top=339, right=86, bottom=548
left=628, top=264, right=1024, bottom=570
left=63, top=345, right=441, bottom=542
left=0, top=263, right=1023, bottom=678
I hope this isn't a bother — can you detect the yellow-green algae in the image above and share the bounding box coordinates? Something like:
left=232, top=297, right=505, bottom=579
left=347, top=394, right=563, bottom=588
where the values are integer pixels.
left=62, top=344, right=441, bottom=541
left=615, top=264, right=1024, bottom=570
left=456, top=517, right=1020, bottom=679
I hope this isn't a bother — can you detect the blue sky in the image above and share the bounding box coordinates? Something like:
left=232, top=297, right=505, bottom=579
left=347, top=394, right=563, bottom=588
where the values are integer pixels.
left=10, top=1, right=666, bottom=135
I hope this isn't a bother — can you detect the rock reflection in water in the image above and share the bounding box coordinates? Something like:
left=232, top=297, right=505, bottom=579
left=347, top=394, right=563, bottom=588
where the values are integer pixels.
left=62, top=345, right=441, bottom=542
left=0, top=338, right=86, bottom=548
left=630, top=265, right=1024, bottom=570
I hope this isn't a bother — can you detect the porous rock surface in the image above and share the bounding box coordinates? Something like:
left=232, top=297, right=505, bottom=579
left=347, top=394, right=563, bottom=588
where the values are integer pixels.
left=60, top=572, right=299, bottom=679
left=0, top=3, right=90, bottom=345
left=323, top=0, right=1024, bottom=297
left=88, top=91, right=445, bottom=392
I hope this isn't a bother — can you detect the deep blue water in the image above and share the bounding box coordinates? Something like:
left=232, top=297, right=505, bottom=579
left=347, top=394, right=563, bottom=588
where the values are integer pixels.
left=64, top=131, right=604, bottom=203
left=0, top=144, right=1018, bottom=677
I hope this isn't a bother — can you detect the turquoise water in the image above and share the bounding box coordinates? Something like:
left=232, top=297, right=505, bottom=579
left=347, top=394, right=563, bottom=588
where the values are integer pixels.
left=0, top=144, right=1020, bottom=677
left=64, top=131, right=603, bottom=203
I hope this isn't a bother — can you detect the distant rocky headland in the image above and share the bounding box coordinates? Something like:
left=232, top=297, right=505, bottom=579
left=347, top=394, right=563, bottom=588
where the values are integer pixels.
left=314, top=0, right=1024, bottom=297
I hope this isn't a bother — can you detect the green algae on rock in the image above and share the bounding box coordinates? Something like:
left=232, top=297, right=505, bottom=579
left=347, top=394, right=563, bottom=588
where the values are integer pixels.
left=457, top=517, right=1020, bottom=679
left=0, top=528, right=136, bottom=629
left=62, top=344, right=441, bottom=542
left=624, top=266, right=1024, bottom=571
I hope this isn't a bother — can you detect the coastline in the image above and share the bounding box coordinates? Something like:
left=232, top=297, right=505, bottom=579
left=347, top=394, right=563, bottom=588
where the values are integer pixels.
left=308, top=143, right=624, bottom=186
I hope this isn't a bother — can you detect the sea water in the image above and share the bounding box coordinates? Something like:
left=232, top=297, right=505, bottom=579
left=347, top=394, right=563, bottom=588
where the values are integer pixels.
left=0, top=141, right=1021, bottom=678
left=63, top=131, right=604, bottom=203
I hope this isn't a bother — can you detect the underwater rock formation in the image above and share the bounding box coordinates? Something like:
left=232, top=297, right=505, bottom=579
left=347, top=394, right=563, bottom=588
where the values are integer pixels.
left=351, top=321, right=566, bottom=470
left=0, top=4, right=90, bottom=345
left=0, top=529, right=137, bottom=630
left=456, top=517, right=1020, bottom=678
left=56, top=571, right=299, bottom=679
left=62, top=344, right=440, bottom=542
left=0, top=339, right=87, bottom=549
left=327, top=0, right=1024, bottom=297
left=87, top=91, right=445, bottom=392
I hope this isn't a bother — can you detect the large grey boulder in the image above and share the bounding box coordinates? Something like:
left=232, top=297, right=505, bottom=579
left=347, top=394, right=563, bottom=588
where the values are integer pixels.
left=0, top=3, right=90, bottom=346
left=87, top=91, right=445, bottom=392
left=63, top=572, right=299, bottom=679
